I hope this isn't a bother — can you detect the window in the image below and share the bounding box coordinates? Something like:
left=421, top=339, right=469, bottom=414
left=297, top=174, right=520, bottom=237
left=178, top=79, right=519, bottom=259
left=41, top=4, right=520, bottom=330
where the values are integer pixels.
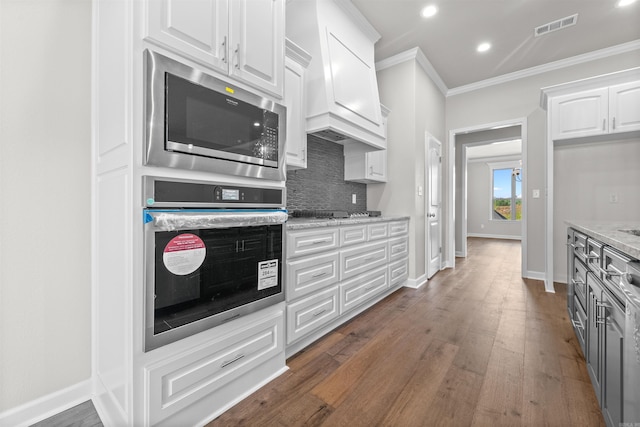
left=491, top=165, right=521, bottom=221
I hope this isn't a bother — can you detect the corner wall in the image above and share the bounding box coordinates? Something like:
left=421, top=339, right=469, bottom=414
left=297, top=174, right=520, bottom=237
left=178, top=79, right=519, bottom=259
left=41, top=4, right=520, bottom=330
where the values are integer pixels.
left=369, top=60, right=445, bottom=281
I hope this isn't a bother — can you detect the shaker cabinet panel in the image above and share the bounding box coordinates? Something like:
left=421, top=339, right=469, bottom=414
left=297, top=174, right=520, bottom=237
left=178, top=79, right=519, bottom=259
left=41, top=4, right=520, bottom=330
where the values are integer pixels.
left=286, top=251, right=339, bottom=301
left=551, top=88, right=608, bottom=140
left=284, top=41, right=311, bottom=170
left=145, top=0, right=229, bottom=73
left=609, top=81, right=640, bottom=134
left=286, top=285, right=340, bottom=344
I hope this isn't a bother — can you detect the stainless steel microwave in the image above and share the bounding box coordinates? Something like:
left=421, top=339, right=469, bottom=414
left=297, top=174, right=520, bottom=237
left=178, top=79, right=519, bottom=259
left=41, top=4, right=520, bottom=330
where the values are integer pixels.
left=144, top=50, right=286, bottom=181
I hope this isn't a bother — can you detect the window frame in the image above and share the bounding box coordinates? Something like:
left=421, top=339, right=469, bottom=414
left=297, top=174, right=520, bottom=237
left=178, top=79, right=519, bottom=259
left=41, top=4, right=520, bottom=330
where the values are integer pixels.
left=487, top=160, right=522, bottom=222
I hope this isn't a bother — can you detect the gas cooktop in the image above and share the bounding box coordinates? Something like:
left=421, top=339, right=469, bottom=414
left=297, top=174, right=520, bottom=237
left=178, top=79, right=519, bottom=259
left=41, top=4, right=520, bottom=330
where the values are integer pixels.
left=290, top=210, right=382, bottom=219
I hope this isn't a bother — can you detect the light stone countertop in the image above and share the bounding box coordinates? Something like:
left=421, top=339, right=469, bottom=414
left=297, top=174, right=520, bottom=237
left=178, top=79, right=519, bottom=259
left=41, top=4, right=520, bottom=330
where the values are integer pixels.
left=565, top=220, right=640, bottom=260
left=286, top=216, right=410, bottom=230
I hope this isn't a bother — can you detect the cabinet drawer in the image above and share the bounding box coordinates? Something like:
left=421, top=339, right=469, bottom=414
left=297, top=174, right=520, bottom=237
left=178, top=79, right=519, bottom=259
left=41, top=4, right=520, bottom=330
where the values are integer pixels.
left=147, top=310, right=283, bottom=425
left=585, top=238, right=603, bottom=272
left=602, top=246, right=631, bottom=304
left=389, top=236, right=409, bottom=261
left=389, top=258, right=408, bottom=287
left=340, top=240, right=389, bottom=281
left=573, top=296, right=586, bottom=354
left=286, top=251, right=339, bottom=301
left=571, top=231, right=588, bottom=262
left=573, top=259, right=588, bottom=310
left=340, top=225, right=367, bottom=246
left=367, top=223, right=389, bottom=241
left=340, top=266, right=388, bottom=314
left=389, top=220, right=408, bottom=236
left=287, top=228, right=339, bottom=258
left=286, top=285, right=340, bottom=344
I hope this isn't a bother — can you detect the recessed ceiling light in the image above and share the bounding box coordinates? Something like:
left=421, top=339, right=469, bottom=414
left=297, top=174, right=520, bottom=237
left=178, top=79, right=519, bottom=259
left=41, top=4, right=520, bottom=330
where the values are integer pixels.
left=617, top=0, right=637, bottom=6
left=477, top=42, right=491, bottom=53
left=420, top=5, right=438, bottom=18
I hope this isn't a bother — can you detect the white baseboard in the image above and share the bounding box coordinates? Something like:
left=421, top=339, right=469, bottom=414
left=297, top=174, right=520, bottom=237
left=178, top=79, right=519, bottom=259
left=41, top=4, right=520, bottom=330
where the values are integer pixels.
left=467, top=233, right=521, bottom=240
left=405, top=273, right=427, bottom=289
left=523, top=270, right=546, bottom=281
left=0, top=379, right=92, bottom=427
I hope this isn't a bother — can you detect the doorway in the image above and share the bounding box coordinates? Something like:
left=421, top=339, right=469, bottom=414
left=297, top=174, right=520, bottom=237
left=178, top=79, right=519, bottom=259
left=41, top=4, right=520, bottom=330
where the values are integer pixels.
left=446, top=118, right=528, bottom=276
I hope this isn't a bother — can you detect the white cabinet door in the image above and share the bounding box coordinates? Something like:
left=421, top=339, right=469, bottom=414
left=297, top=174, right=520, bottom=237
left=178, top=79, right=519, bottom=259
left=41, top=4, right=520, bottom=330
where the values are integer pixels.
left=609, top=81, right=640, bottom=134
left=145, top=0, right=229, bottom=73
left=284, top=55, right=307, bottom=169
left=551, top=88, right=608, bottom=140
left=229, top=0, right=284, bottom=98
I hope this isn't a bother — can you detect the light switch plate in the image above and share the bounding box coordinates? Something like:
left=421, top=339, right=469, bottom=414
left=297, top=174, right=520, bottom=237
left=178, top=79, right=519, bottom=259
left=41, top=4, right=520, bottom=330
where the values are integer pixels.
left=532, top=189, right=540, bottom=198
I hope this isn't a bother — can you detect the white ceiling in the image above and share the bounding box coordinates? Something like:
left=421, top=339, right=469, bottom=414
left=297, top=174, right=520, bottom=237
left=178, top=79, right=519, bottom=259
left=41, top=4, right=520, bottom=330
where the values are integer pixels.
left=351, top=0, right=640, bottom=90
left=466, top=139, right=522, bottom=160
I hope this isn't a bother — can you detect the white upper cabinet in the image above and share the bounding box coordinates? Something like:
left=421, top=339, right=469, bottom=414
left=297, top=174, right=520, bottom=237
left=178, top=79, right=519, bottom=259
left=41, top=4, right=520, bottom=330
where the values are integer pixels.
left=609, top=81, right=640, bottom=134
left=344, top=105, right=389, bottom=183
left=285, top=40, right=312, bottom=170
left=550, top=81, right=640, bottom=141
left=145, top=0, right=284, bottom=98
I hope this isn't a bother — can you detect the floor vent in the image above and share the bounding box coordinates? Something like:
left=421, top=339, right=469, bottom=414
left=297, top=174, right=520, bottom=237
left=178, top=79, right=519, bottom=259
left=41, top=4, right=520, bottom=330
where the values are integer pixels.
left=534, top=13, right=578, bottom=37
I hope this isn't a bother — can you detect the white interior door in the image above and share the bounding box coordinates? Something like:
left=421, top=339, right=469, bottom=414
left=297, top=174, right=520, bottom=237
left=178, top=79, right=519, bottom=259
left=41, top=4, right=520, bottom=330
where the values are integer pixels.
left=427, top=134, right=442, bottom=278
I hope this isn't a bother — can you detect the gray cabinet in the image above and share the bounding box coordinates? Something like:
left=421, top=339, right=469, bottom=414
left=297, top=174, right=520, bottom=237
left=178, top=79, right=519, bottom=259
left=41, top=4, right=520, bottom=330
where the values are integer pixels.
left=568, top=227, right=633, bottom=427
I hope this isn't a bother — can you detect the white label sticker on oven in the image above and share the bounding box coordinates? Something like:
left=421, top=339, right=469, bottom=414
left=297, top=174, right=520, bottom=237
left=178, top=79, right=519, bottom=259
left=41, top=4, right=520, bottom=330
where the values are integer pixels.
left=163, top=233, right=206, bottom=276
left=257, top=259, right=278, bottom=290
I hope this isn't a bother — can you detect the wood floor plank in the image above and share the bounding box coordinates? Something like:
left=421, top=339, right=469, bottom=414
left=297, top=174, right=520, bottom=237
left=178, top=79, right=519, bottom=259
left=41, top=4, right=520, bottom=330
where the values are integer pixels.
left=471, top=346, right=524, bottom=426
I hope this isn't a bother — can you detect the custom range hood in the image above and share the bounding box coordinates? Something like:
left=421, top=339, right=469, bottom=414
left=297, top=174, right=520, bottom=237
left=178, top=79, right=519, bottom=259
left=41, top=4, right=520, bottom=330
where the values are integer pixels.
left=287, top=0, right=386, bottom=151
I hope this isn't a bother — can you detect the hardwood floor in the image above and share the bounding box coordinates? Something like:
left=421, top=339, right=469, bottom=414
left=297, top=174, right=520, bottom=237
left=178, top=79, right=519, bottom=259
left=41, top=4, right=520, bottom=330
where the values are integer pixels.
left=208, top=237, right=605, bottom=427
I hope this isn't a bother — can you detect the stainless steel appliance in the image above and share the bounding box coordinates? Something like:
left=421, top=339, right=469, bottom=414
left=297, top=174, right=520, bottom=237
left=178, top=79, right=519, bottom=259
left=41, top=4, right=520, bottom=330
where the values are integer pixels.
left=622, top=261, right=640, bottom=423
left=144, top=50, right=286, bottom=181
left=143, top=177, right=286, bottom=351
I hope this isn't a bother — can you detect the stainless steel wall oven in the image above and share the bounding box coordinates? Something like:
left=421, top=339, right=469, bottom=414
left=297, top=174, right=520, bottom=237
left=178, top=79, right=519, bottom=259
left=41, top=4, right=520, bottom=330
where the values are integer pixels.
left=144, top=50, right=286, bottom=180
left=143, top=177, right=286, bottom=351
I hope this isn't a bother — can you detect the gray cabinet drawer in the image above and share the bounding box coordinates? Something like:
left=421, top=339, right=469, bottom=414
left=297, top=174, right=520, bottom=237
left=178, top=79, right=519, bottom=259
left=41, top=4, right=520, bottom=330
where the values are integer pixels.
left=572, top=259, right=588, bottom=310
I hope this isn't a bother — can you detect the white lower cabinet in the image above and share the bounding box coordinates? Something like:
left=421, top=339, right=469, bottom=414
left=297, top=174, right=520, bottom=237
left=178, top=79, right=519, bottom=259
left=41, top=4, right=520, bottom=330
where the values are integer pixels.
left=146, top=307, right=284, bottom=426
left=286, top=285, right=340, bottom=344
left=285, top=218, right=409, bottom=355
left=340, top=266, right=388, bottom=314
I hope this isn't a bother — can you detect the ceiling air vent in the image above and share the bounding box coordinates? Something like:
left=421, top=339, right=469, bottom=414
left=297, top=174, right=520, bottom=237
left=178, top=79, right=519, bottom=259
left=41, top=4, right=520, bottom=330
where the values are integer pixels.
left=534, top=13, right=578, bottom=37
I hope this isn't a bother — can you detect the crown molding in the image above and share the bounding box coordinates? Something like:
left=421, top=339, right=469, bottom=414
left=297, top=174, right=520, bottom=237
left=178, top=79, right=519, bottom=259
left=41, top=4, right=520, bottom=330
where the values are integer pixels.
left=447, top=39, right=640, bottom=97
left=334, top=0, right=381, bottom=43
left=375, top=47, right=448, bottom=95
left=285, top=38, right=312, bottom=67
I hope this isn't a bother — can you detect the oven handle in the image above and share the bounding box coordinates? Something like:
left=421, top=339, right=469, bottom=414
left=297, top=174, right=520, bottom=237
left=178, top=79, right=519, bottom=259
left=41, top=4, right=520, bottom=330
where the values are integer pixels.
left=144, top=209, right=288, bottom=231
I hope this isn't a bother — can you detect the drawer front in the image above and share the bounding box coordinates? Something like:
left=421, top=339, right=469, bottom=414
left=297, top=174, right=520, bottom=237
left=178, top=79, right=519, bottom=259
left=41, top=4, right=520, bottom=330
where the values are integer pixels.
left=389, top=258, right=408, bottom=287
left=602, top=247, right=631, bottom=303
left=389, top=220, right=409, bottom=237
left=340, top=240, right=389, bottom=281
left=287, top=251, right=340, bottom=301
left=573, top=259, right=588, bottom=310
left=367, top=223, right=389, bottom=241
left=147, top=310, right=283, bottom=424
left=585, top=238, right=603, bottom=273
left=340, top=225, right=367, bottom=247
left=286, top=285, right=340, bottom=344
left=573, top=296, right=586, bottom=354
left=572, top=231, right=587, bottom=262
left=287, top=228, right=339, bottom=258
left=340, top=266, right=388, bottom=314
left=389, top=236, right=409, bottom=261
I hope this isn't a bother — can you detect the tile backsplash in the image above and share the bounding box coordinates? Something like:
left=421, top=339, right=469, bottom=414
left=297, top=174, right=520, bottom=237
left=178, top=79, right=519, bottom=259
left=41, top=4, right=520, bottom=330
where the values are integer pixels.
left=286, top=136, right=366, bottom=211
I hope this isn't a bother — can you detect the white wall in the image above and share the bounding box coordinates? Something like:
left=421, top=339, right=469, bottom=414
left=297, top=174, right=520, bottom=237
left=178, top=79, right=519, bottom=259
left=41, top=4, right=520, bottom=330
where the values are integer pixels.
left=368, top=59, right=445, bottom=281
left=554, top=138, right=640, bottom=282
left=0, top=0, right=92, bottom=412
left=467, top=161, right=522, bottom=239
left=446, top=50, right=640, bottom=280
